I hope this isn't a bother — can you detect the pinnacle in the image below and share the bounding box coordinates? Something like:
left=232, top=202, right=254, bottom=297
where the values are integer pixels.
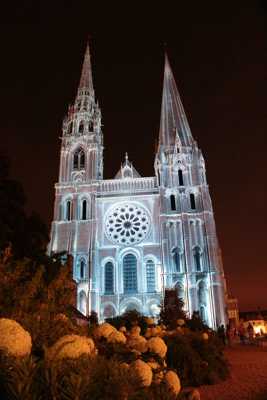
left=159, top=54, right=193, bottom=149
left=78, top=42, right=94, bottom=92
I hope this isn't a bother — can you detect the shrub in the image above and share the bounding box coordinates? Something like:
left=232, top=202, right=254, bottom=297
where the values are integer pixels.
left=165, top=334, right=205, bottom=386
left=106, top=310, right=148, bottom=335
left=186, top=311, right=209, bottom=332
left=46, top=334, right=96, bottom=361
left=0, top=318, right=32, bottom=357
left=165, top=332, right=229, bottom=386
left=159, top=289, right=187, bottom=329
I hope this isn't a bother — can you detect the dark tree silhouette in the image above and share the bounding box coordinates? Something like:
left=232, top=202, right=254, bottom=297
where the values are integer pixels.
left=159, top=288, right=187, bottom=329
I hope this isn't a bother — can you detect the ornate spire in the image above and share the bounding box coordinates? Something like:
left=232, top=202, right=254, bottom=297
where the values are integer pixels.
left=78, top=42, right=94, bottom=92
left=159, top=54, right=193, bottom=149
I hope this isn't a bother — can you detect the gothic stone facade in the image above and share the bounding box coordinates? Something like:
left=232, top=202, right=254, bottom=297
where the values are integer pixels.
left=49, top=44, right=227, bottom=328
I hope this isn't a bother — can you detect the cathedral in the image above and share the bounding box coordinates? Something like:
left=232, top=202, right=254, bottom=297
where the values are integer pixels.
left=49, top=43, right=227, bottom=328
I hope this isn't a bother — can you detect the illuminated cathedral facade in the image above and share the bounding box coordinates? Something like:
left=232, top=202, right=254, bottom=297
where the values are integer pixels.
left=49, top=44, right=227, bottom=328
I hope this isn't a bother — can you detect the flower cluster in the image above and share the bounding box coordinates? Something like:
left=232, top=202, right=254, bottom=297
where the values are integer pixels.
left=0, top=318, right=32, bottom=357
left=47, top=334, right=96, bottom=360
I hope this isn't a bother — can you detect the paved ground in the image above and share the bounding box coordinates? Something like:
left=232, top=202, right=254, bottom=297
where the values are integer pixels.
left=199, top=345, right=267, bottom=400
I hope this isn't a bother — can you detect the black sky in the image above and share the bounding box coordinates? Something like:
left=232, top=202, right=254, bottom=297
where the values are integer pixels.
left=1, top=1, right=267, bottom=310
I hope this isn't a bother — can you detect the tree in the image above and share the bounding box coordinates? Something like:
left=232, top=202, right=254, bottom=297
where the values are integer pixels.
left=159, top=288, right=187, bottom=329
left=0, top=154, right=49, bottom=260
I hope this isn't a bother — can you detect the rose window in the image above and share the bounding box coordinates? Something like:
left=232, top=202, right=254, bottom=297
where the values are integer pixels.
left=105, top=203, right=150, bottom=245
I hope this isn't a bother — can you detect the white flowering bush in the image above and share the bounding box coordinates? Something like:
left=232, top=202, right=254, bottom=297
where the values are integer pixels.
left=127, top=335, right=148, bottom=353
left=130, top=326, right=141, bottom=337
left=146, top=360, right=160, bottom=371
left=147, top=336, right=167, bottom=358
left=0, top=318, right=32, bottom=357
left=145, top=317, right=154, bottom=326
left=107, top=330, right=126, bottom=344
left=164, top=370, right=181, bottom=395
left=130, top=359, right=152, bottom=387
left=93, top=322, right=117, bottom=340
left=47, top=334, right=96, bottom=360
left=145, top=326, right=162, bottom=338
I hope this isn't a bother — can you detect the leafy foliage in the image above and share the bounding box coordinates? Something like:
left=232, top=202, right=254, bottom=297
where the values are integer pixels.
left=165, top=332, right=229, bottom=386
left=106, top=310, right=149, bottom=335
left=0, top=154, right=49, bottom=261
left=159, top=288, right=187, bottom=329
left=186, top=311, right=209, bottom=332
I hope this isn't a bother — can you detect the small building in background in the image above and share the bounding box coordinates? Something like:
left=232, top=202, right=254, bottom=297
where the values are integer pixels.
left=239, top=310, right=267, bottom=336
left=227, top=297, right=239, bottom=328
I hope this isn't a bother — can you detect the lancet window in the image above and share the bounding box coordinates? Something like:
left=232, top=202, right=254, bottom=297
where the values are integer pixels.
left=170, top=194, right=176, bottom=211
left=123, top=254, right=137, bottom=294
left=65, top=200, right=72, bottom=221
left=146, top=260, right=156, bottom=292
left=73, top=148, right=85, bottom=170
left=104, top=262, right=114, bottom=294
left=172, top=247, right=182, bottom=272
left=190, top=193, right=196, bottom=210
left=178, top=169, right=184, bottom=186
left=193, top=246, right=202, bottom=272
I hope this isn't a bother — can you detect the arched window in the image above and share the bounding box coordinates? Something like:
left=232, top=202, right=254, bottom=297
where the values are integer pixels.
left=73, top=148, right=85, bottom=170
left=175, top=281, right=185, bottom=301
left=173, top=248, right=182, bottom=272
left=80, top=259, right=85, bottom=279
left=200, top=306, right=206, bottom=322
left=81, top=199, right=87, bottom=220
left=68, top=122, right=73, bottom=135
left=190, top=193, right=196, bottom=210
left=105, top=262, right=114, bottom=294
left=170, top=194, right=176, bottom=211
left=193, top=247, right=202, bottom=271
left=146, top=260, right=156, bottom=292
left=79, top=291, right=87, bottom=315
left=73, top=152, right=79, bottom=169
left=79, top=121, right=84, bottom=133
left=123, top=254, right=137, bottom=293
left=80, top=151, right=85, bottom=169
left=66, top=200, right=71, bottom=221
left=178, top=169, right=184, bottom=186
left=157, top=171, right=161, bottom=186
left=103, top=304, right=116, bottom=319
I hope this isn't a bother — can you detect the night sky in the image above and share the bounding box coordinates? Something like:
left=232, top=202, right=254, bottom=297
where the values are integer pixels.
left=1, top=2, right=266, bottom=311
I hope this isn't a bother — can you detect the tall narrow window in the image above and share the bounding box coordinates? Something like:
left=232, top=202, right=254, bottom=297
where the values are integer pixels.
left=193, top=247, right=202, bottom=271
left=123, top=254, right=137, bottom=293
left=170, top=194, right=176, bottom=211
left=200, top=306, right=205, bottom=322
left=105, top=262, right=114, bottom=294
left=89, top=120, right=93, bottom=131
left=66, top=200, right=71, bottom=221
left=68, top=122, right=73, bottom=135
left=79, top=121, right=84, bottom=133
left=73, top=148, right=85, bottom=170
left=82, top=199, right=87, bottom=220
left=173, top=248, right=181, bottom=272
left=80, top=151, right=85, bottom=168
left=73, top=151, right=79, bottom=169
left=80, top=259, right=85, bottom=279
left=190, top=193, right=196, bottom=209
left=157, top=171, right=161, bottom=186
left=146, top=260, right=156, bottom=292
left=178, top=169, right=184, bottom=186
left=79, top=291, right=87, bottom=315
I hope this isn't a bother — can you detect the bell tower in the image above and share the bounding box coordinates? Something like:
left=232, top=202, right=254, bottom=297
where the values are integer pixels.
left=59, top=43, right=103, bottom=184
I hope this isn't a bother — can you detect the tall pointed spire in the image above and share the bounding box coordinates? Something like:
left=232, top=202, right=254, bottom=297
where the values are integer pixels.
left=159, top=54, right=193, bottom=149
left=78, top=42, right=94, bottom=92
